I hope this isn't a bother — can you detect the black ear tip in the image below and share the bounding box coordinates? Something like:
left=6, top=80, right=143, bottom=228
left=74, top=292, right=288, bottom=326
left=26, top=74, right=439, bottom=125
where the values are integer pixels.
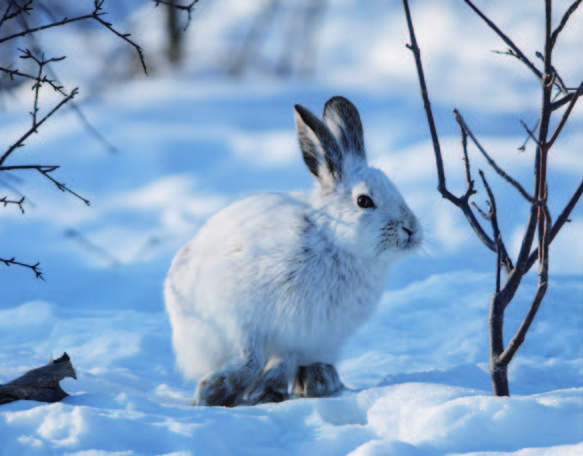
left=325, top=96, right=354, bottom=110
left=294, top=104, right=306, bottom=114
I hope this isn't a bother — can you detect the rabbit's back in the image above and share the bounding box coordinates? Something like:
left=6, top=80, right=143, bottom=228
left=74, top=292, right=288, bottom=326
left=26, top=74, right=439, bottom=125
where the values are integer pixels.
left=165, top=192, right=313, bottom=378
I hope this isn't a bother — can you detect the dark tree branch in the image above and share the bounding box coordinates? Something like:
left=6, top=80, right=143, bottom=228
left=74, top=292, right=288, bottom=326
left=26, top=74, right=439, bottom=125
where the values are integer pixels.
left=402, top=0, right=517, bottom=272
left=17, top=12, right=119, bottom=154
left=525, top=180, right=583, bottom=272
left=0, top=12, right=97, bottom=44
left=0, top=353, right=76, bottom=404
left=551, top=92, right=575, bottom=111
left=547, top=80, right=583, bottom=148
left=517, top=118, right=539, bottom=152
left=0, top=65, right=66, bottom=95
left=498, top=204, right=551, bottom=367
left=520, top=120, right=540, bottom=147
left=154, top=0, right=200, bottom=31
left=0, top=87, right=78, bottom=166
left=0, top=165, right=90, bottom=206
left=0, top=1, right=147, bottom=74
left=550, top=0, right=582, bottom=49
left=402, top=0, right=578, bottom=397
left=0, top=0, right=33, bottom=30
left=0, top=256, right=43, bottom=279
left=462, top=0, right=542, bottom=80
left=0, top=195, right=25, bottom=213
left=478, top=170, right=506, bottom=257
left=92, top=15, right=147, bottom=75
left=455, top=110, right=535, bottom=203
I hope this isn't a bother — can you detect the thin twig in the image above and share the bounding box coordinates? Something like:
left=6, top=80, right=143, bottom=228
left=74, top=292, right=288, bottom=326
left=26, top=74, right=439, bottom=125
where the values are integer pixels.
left=0, top=195, right=25, bottom=213
left=498, top=204, right=551, bottom=367
left=0, top=1, right=147, bottom=74
left=0, top=256, right=43, bottom=280
left=462, top=0, right=542, bottom=80
left=0, top=165, right=90, bottom=205
left=520, top=120, right=540, bottom=147
left=455, top=110, right=535, bottom=203
left=0, top=87, right=78, bottom=166
left=547, top=80, right=583, bottom=148
left=18, top=12, right=119, bottom=154
left=0, top=65, right=66, bottom=95
left=153, top=0, right=200, bottom=31
left=551, top=0, right=582, bottom=49
left=402, top=0, right=515, bottom=272
left=525, top=180, right=583, bottom=272
left=0, top=0, right=33, bottom=30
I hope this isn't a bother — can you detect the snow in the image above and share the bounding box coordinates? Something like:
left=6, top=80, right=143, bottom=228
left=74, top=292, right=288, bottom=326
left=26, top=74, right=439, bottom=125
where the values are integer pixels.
left=1, top=0, right=582, bottom=455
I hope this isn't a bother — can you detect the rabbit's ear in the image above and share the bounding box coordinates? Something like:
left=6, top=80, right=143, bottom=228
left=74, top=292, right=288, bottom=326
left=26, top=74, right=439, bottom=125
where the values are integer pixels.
left=294, top=104, right=343, bottom=186
left=322, top=96, right=366, bottom=161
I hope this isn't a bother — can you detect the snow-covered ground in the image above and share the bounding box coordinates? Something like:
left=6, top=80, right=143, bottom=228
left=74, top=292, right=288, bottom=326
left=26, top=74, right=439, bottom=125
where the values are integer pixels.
left=0, top=1, right=582, bottom=455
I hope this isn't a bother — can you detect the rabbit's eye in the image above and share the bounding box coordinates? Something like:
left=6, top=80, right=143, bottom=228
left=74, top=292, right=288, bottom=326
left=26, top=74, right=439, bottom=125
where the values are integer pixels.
left=357, top=195, right=375, bottom=209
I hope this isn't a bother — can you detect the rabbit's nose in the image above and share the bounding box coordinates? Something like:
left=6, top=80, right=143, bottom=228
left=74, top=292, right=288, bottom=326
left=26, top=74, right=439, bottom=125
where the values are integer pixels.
left=402, top=226, right=413, bottom=240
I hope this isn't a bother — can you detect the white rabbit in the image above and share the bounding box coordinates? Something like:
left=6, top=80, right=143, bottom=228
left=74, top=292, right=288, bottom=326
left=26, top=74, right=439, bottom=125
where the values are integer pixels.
left=164, top=96, right=422, bottom=406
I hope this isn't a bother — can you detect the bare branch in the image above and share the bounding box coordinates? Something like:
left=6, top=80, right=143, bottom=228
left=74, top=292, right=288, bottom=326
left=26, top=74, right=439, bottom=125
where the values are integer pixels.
left=16, top=12, right=119, bottom=154
left=92, top=15, right=147, bottom=75
left=462, top=0, right=543, bottom=80
left=0, top=65, right=66, bottom=95
left=0, top=12, right=96, bottom=44
left=551, top=0, right=582, bottom=49
left=0, top=2, right=147, bottom=74
left=153, top=0, right=200, bottom=30
left=455, top=110, right=535, bottom=203
left=525, top=180, right=583, bottom=272
left=547, top=80, right=583, bottom=148
left=0, top=165, right=90, bottom=206
left=0, top=0, right=33, bottom=30
left=0, top=195, right=25, bottom=213
left=459, top=122, right=475, bottom=197
left=0, top=87, right=78, bottom=166
left=498, top=204, right=551, bottom=367
left=401, top=0, right=514, bottom=272
left=0, top=256, right=43, bottom=279
left=517, top=118, right=539, bottom=152
left=520, top=120, right=540, bottom=147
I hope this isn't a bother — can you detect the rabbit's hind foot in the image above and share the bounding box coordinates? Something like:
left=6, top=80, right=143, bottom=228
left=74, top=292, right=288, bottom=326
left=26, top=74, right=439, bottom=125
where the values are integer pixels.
left=246, top=357, right=291, bottom=405
left=293, top=363, right=344, bottom=398
left=194, top=348, right=263, bottom=407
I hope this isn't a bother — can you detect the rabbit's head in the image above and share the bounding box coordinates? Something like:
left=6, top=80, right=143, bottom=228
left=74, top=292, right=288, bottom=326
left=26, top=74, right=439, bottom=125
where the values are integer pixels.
left=294, top=96, right=422, bottom=259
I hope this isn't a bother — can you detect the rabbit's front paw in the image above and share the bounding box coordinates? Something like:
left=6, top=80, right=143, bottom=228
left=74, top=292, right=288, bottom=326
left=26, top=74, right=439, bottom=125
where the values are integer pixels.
left=294, top=363, right=343, bottom=398
left=194, top=373, right=242, bottom=407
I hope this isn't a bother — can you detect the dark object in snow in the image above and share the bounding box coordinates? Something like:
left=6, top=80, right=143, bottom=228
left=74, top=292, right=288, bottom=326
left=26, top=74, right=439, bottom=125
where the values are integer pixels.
left=0, top=353, right=77, bottom=405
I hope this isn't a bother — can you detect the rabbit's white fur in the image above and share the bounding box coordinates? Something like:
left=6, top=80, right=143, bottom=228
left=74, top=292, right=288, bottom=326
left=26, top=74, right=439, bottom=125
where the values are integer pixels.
left=164, top=97, right=421, bottom=406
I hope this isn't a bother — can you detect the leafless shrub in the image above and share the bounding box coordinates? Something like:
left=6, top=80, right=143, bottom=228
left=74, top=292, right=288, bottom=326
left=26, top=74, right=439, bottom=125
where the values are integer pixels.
left=0, top=0, right=197, bottom=279
left=401, top=0, right=582, bottom=395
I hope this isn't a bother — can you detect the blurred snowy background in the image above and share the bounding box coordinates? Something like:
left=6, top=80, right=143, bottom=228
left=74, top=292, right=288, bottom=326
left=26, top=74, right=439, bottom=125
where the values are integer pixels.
left=0, top=0, right=582, bottom=455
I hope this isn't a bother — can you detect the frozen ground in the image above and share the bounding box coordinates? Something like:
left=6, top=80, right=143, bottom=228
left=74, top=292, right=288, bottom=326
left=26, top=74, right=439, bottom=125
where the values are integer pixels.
left=0, top=0, right=582, bottom=455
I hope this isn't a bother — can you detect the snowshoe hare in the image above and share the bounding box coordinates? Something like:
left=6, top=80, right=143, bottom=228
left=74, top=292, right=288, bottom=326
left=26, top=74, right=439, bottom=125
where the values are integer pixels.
left=165, top=96, right=422, bottom=406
